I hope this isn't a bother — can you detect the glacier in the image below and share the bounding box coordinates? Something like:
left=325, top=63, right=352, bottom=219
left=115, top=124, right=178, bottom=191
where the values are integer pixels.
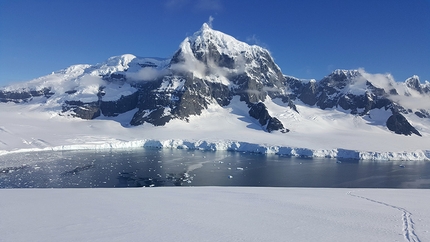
left=1, top=136, right=429, bottom=162
left=50, top=139, right=430, bottom=161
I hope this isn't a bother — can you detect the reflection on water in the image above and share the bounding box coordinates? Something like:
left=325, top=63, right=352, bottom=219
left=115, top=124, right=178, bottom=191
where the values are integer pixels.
left=0, top=148, right=429, bottom=188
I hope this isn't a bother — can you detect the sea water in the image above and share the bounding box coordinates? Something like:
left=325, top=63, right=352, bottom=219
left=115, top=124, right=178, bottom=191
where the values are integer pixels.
left=0, top=148, right=429, bottom=188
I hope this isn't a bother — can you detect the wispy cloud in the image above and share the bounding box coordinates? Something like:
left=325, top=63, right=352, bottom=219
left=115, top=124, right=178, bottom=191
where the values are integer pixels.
left=246, top=34, right=269, bottom=50
left=358, top=68, right=430, bottom=110
left=126, top=68, right=168, bottom=81
left=207, top=15, right=214, bottom=28
left=246, top=34, right=261, bottom=45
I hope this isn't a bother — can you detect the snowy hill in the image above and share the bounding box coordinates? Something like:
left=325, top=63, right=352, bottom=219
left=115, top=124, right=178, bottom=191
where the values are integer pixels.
left=1, top=23, right=430, bottom=160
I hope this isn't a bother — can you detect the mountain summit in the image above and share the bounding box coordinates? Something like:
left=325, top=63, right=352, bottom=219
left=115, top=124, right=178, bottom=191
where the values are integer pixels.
left=1, top=23, right=429, bottom=137
left=130, top=23, right=289, bottom=132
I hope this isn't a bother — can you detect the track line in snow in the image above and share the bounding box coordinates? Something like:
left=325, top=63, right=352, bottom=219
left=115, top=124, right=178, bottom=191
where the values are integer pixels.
left=347, top=191, right=420, bottom=242
left=31, top=138, right=52, bottom=148
left=0, top=126, right=12, bottom=134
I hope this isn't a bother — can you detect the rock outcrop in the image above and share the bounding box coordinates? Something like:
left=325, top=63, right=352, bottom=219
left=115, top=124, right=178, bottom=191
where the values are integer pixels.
left=386, top=113, right=421, bottom=136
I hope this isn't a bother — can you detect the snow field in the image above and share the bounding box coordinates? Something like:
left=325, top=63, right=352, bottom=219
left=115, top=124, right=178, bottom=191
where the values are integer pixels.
left=0, top=187, right=429, bottom=242
left=1, top=96, right=429, bottom=160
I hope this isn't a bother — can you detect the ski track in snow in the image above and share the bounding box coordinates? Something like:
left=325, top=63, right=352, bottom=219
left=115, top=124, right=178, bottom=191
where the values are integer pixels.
left=347, top=191, right=420, bottom=242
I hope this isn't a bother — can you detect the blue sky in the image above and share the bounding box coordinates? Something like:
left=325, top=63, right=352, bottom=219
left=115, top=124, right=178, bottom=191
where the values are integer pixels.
left=0, top=0, right=429, bottom=86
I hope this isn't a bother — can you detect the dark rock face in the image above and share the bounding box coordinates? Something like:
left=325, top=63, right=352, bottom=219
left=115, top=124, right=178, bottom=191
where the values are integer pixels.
left=130, top=107, right=172, bottom=126
left=100, top=91, right=139, bottom=117
left=192, top=42, right=235, bottom=69
left=62, top=90, right=139, bottom=120
left=0, top=88, right=53, bottom=103
left=386, top=113, right=421, bottom=136
left=171, top=76, right=232, bottom=118
left=235, top=74, right=267, bottom=104
left=130, top=79, right=170, bottom=126
left=299, top=81, right=318, bottom=106
left=102, top=73, right=127, bottom=82
left=389, top=88, right=399, bottom=95
left=415, top=109, right=430, bottom=118
left=248, top=102, right=288, bottom=133
left=62, top=100, right=101, bottom=119
left=286, top=71, right=393, bottom=114
left=130, top=74, right=233, bottom=126
left=249, top=102, right=271, bottom=126
left=267, top=117, right=288, bottom=133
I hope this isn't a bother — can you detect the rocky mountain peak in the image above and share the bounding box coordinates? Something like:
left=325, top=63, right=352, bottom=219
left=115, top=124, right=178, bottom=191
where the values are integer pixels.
left=403, top=75, right=430, bottom=96
left=330, top=69, right=361, bottom=77
left=189, top=23, right=259, bottom=57
left=405, top=75, right=424, bottom=93
left=200, top=22, right=211, bottom=31
left=321, top=69, right=362, bottom=89
left=169, top=24, right=286, bottom=103
left=172, top=23, right=279, bottom=75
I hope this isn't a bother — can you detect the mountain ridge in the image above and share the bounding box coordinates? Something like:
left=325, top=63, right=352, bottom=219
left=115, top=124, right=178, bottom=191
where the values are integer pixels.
left=1, top=23, right=429, bottom=138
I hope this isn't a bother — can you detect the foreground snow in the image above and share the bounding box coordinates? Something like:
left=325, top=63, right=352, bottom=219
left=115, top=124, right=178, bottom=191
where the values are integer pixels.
left=1, top=97, right=430, bottom=160
left=0, top=187, right=429, bottom=242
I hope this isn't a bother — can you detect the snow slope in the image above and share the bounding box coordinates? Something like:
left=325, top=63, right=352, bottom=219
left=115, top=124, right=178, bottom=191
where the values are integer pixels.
left=1, top=95, right=429, bottom=160
left=1, top=187, right=429, bottom=242
left=1, top=54, right=169, bottom=111
left=173, top=23, right=280, bottom=84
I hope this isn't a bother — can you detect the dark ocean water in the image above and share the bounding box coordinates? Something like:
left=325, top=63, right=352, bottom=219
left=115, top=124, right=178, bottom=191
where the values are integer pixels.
left=1, top=148, right=429, bottom=188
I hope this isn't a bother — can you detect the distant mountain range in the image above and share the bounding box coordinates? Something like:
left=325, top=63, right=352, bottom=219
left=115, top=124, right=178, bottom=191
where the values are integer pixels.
left=1, top=23, right=429, bottom=137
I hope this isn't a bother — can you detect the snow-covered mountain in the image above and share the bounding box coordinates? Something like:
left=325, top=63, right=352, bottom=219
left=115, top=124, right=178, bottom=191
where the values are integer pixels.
left=285, top=69, right=430, bottom=136
left=1, top=23, right=430, bottom=159
left=1, top=23, right=292, bottom=132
